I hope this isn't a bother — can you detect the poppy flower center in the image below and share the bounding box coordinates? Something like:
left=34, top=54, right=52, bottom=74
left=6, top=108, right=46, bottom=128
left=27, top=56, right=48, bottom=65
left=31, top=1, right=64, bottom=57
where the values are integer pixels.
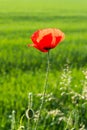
left=43, top=47, right=51, bottom=50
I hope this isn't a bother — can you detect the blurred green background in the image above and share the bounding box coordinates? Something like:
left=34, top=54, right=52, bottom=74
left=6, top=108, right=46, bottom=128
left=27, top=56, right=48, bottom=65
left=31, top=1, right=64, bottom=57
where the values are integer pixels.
left=0, top=0, right=87, bottom=129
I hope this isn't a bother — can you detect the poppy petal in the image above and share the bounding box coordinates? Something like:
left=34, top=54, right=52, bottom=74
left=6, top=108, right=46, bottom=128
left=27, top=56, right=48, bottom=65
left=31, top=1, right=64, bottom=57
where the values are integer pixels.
left=31, top=30, right=40, bottom=44
left=38, top=33, right=53, bottom=49
left=29, top=28, right=65, bottom=52
left=33, top=44, right=49, bottom=52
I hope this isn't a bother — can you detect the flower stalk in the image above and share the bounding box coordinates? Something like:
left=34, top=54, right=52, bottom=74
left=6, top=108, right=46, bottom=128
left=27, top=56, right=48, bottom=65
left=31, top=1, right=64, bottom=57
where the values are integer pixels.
left=11, top=110, right=16, bottom=130
left=35, top=51, right=50, bottom=130
left=26, top=93, right=34, bottom=130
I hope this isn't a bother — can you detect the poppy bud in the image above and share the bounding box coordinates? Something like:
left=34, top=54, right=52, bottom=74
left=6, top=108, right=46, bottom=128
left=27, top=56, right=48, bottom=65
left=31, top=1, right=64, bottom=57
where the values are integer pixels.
left=26, top=108, right=34, bottom=119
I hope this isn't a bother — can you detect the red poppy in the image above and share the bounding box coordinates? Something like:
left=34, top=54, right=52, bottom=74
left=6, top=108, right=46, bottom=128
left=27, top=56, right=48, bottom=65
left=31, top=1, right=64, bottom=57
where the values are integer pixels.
left=28, top=28, right=65, bottom=52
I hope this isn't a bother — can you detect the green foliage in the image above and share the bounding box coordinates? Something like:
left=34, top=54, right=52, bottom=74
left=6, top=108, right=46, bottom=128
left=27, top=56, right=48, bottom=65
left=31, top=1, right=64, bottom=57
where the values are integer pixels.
left=0, top=0, right=87, bottom=129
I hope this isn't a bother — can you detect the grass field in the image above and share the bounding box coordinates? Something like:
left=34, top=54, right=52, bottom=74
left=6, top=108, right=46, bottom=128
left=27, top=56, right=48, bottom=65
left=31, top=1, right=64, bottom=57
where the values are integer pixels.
left=0, top=0, right=87, bottom=130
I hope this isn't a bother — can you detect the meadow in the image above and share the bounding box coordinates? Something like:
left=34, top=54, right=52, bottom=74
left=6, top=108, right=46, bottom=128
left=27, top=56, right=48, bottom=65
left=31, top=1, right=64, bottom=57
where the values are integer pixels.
left=0, top=0, right=87, bottom=129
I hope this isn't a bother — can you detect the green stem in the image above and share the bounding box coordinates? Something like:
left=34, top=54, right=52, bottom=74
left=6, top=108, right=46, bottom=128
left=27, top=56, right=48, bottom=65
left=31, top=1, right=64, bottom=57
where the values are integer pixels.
left=35, top=51, right=50, bottom=130
left=27, top=93, right=33, bottom=130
